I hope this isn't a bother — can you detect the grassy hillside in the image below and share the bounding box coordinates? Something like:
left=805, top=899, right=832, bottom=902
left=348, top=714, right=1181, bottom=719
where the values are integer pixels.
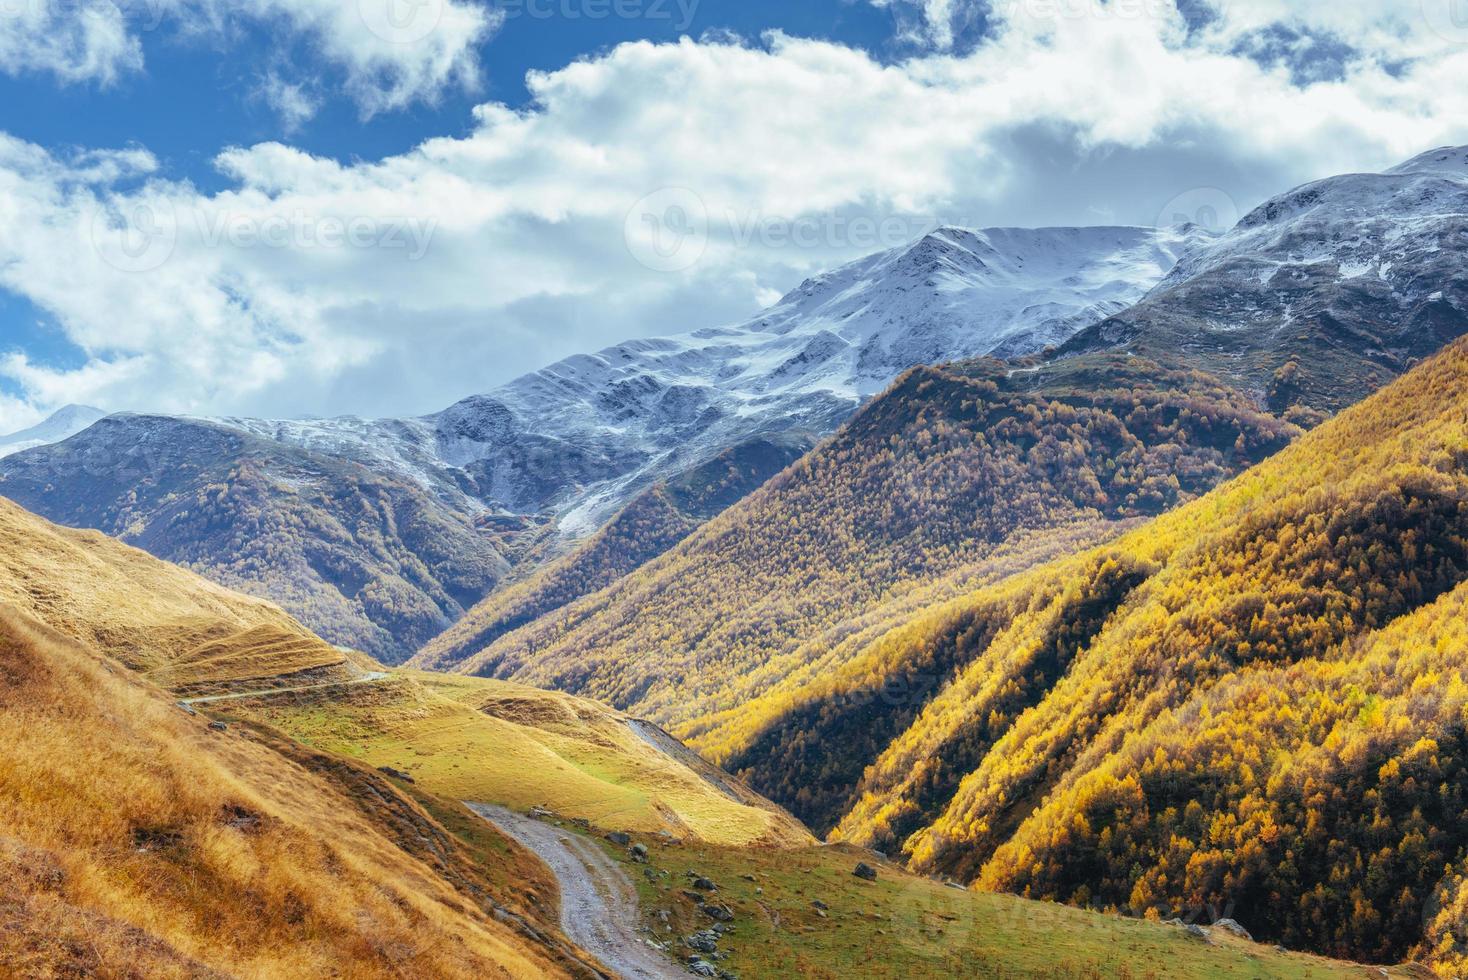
left=709, top=336, right=1468, bottom=969
left=0, top=606, right=600, bottom=978
left=590, top=825, right=1384, bottom=978
left=0, top=494, right=347, bottom=686
left=0, top=415, right=509, bottom=662
left=222, top=669, right=814, bottom=849
left=433, top=354, right=1296, bottom=740
left=415, top=436, right=808, bottom=672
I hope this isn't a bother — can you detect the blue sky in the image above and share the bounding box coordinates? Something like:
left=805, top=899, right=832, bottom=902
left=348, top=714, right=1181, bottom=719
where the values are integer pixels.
left=0, top=1, right=900, bottom=190
left=0, top=0, right=1464, bottom=427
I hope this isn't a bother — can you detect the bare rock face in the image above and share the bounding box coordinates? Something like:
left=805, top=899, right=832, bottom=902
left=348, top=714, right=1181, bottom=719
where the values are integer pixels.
left=1061, top=146, right=1468, bottom=417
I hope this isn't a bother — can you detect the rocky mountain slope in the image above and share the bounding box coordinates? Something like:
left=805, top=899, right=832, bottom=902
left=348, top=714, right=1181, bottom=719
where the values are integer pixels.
left=1061, top=145, right=1468, bottom=418
left=220, top=224, right=1203, bottom=535
left=425, top=352, right=1299, bottom=715
left=0, top=415, right=510, bottom=663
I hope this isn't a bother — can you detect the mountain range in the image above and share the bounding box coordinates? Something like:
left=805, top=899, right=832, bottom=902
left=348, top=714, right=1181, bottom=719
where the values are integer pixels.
left=0, top=224, right=1202, bottom=659
left=5, top=145, right=1468, bottom=975
left=420, top=146, right=1468, bottom=687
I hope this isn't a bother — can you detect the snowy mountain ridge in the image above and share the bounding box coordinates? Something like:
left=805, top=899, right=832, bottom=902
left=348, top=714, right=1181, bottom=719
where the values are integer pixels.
left=217, top=224, right=1206, bottom=535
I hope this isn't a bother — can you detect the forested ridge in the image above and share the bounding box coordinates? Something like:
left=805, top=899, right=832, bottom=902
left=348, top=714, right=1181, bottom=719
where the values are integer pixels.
left=437, top=352, right=1295, bottom=722
left=427, top=334, right=1468, bottom=970
left=414, top=437, right=806, bottom=672
left=773, top=337, right=1468, bottom=969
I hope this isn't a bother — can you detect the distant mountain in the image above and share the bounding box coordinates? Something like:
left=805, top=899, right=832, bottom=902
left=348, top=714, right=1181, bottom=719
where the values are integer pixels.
left=221, top=224, right=1203, bottom=535
left=1061, top=144, right=1468, bottom=418
left=426, top=353, right=1299, bottom=719
left=0, top=405, right=106, bottom=458
left=0, top=414, right=509, bottom=663
left=417, top=148, right=1468, bottom=688
left=0, top=225, right=1195, bottom=660
left=415, top=435, right=812, bottom=671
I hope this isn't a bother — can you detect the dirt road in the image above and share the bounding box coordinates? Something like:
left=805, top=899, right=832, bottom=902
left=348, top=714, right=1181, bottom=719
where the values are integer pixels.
left=466, top=803, right=682, bottom=980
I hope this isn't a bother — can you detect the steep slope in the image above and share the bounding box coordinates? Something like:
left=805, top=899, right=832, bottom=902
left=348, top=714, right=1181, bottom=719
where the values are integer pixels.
left=0, top=414, right=509, bottom=663
left=224, top=225, right=1202, bottom=534
left=0, top=405, right=106, bottom=458
left=725, top=336, right=1468, bottom=970
left=1061, top=145, right=1468, bottom=417
left=0, top=498, right=617, bottom=977
left=0, top=492, right=347, bottom=686
left=0, top=608, right=590, bottom=979
left=415, top=436, right=810, bottom=672
left=437, top=353, right=1298, bottom=727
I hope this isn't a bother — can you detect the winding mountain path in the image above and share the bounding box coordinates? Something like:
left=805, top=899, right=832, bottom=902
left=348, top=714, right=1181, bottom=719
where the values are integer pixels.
left=466, top=803, right=682, bottom=980
left=178, top=671, right=390, bottom=705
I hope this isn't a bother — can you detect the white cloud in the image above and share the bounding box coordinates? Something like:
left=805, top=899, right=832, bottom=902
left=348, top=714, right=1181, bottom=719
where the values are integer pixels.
left=0, top=0, right=499, bottom=113
left=0, top=8, right=1466, bottom=425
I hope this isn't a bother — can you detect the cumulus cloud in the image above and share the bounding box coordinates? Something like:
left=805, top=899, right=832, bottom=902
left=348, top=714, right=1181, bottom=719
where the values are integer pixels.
left=0, top=6, right=1466, bottom=425
left=0, top=0, right=499, bottom=113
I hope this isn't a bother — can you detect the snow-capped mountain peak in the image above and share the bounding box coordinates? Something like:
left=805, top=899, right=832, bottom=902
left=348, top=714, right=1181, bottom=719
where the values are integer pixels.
left=0, top=405, right=108, bottom=459
left=208, top=223, right=1203, bottom=535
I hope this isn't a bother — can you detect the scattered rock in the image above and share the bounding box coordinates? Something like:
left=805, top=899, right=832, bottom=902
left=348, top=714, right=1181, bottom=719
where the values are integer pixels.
left=208, top=721, right=229, bottom=733
left=175, top=702, right=197, bottom=716
left=1184, top=923, right=1211, bottom=942
left=740, top=874, right=757, bottom=882
left=681, top=890, right=705, bottom=903
left=687, top=957, right=717, bottom=977
left=692, top=877, right=718, bottom=892
left=529, top=806, right=555, bottom=819
left=1212, top=918, right=1252, bottom=941
left=812, top=900, right=829, bottom=911
left=606, top=831, right=632, bottom=846
left=853, top=863, right=878, bottom=882
left=701, top=903, right=735, bottom=923
left=220, top=804, right=261, bottom=833
left=376, top=766, right=414, bottom=783
left=685, top=929, right=719, bottom=955
left=630, top=843, right=649, bottom=862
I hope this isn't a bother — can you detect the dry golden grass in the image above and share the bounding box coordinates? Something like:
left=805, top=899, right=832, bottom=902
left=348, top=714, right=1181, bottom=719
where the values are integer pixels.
left=0, top=496, right=344, bottom=686
left=0, top=604, right=581, bottom=979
